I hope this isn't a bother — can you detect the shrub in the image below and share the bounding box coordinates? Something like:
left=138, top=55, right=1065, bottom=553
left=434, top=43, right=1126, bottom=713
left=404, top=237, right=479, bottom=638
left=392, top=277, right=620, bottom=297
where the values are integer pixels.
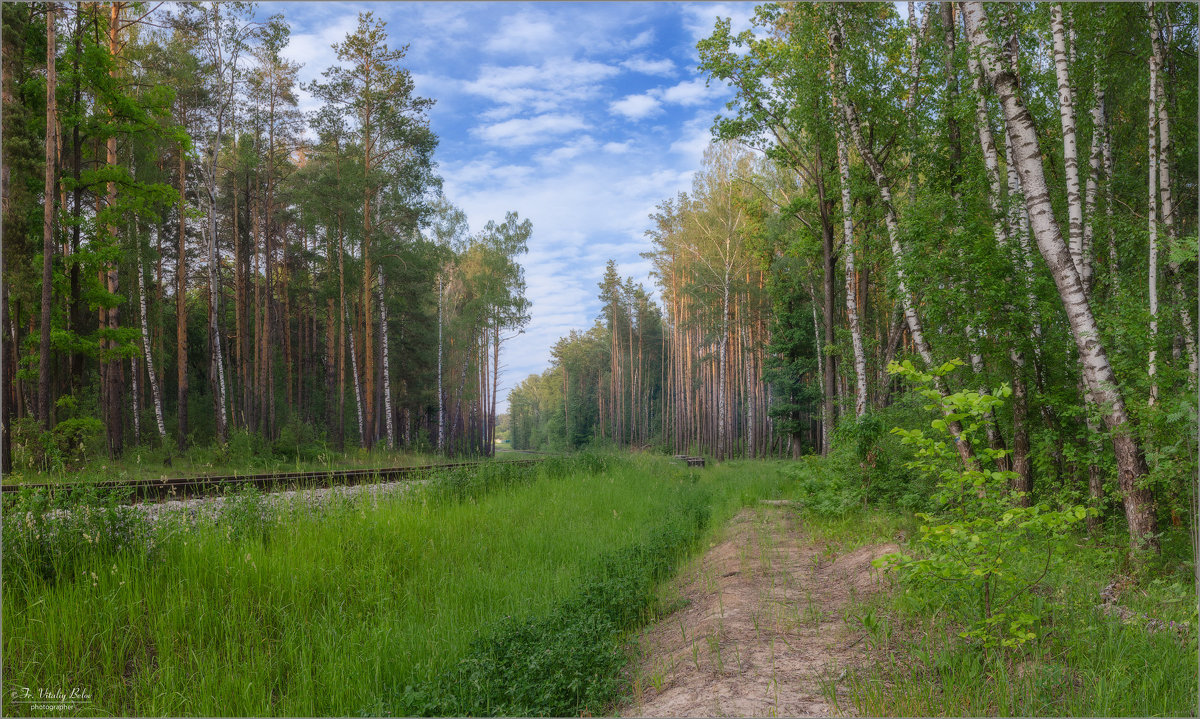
left=878, top=359, right=1087, bottom=650
left=10, top=416, right=105, bottom=472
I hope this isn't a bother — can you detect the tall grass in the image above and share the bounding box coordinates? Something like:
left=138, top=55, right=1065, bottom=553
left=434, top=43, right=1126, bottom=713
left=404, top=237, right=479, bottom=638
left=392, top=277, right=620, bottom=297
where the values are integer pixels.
left=2, top=453, right=792, bottom=716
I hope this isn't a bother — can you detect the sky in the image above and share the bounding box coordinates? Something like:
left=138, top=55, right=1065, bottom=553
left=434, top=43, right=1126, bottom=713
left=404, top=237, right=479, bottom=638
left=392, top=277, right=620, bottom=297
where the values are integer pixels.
left=264, top=1, right=759, bottom=411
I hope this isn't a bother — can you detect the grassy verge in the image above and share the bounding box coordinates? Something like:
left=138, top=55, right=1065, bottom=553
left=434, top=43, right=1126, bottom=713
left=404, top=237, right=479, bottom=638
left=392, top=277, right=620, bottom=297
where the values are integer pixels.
left=784, top=507, right=1198, bottom=716
left=2, top=453, right=793, bottom=717
left=840, top=530, right=1198, bottom=717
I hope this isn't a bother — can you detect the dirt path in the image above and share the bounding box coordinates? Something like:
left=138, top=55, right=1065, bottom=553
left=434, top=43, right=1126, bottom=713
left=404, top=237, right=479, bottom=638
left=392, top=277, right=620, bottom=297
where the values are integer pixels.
left=621, top=505, right=898, bottom=717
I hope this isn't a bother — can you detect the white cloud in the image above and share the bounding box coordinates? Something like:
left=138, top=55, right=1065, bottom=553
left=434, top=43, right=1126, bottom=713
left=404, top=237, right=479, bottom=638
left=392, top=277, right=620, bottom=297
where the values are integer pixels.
left=486, top=14, right=558, bottom=53
left=659, top=78, right=721, bottom=106
left=462, top=59, right=620, bottom=115
left=535, top=136, right=599, bottom=165
left=609, top=93, right=663, bottom=120
left=603, top=141, right=632, bottom=154
left=682, top=2, right=758, bottom=42
left=279, top=11, right=361, bottom=129
left=628, top=29, right=655, bottom=48
left=473, top=113, right=590, bottom=147
left=669, top=111, right=718, bottom=166
left=620, top=55, right=677, bottom=76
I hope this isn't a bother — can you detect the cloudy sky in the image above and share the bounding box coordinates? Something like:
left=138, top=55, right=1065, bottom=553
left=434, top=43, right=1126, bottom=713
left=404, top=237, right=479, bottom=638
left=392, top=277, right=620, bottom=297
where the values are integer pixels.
left=265, top=1, right=758, bottom=410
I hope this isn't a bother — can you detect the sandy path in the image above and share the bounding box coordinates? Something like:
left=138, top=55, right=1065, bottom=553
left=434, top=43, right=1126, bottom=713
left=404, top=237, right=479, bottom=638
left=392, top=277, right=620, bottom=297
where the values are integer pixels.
left=621, top=505, right=898, bottom=718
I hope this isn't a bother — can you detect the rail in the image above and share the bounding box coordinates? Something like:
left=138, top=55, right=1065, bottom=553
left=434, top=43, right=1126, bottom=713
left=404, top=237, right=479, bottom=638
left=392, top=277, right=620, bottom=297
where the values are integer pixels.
left=0, top=458, right=548, bottom=503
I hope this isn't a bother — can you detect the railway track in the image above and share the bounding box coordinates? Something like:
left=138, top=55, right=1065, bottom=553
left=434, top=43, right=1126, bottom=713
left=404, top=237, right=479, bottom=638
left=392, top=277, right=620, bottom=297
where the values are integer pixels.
left=0, top=458, right=547, bottom=503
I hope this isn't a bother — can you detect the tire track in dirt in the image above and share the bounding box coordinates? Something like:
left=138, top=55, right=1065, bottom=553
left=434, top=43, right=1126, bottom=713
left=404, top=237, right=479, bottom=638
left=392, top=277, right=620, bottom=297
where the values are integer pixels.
left=621, top=505, right=898, bottom=717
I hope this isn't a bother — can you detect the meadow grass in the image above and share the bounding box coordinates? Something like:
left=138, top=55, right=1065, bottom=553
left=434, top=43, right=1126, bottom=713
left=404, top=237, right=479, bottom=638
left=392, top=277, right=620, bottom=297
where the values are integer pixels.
left=2, top=452, right=793, bottom=717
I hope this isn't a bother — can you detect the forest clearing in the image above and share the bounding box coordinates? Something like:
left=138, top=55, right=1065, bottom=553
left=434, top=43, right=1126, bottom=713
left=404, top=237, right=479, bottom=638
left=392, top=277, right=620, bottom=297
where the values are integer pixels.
left=2, top=0, right=1198, bottom=716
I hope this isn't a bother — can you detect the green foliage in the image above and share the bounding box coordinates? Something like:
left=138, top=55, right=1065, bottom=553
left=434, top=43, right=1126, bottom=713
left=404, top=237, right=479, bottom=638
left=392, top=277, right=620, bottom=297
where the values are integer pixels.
left=786, top=457, right=865, bottom=517
left=879, top=360, right=1087, bottom=649
left=10, top=415, right=105, bottom=471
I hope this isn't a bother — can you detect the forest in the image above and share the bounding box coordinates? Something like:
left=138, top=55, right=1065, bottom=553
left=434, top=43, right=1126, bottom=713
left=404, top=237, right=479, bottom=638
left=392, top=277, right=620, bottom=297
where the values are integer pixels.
left=1, top=2, right=1197, bottom=717
left=509, top=1, right=1198, bottom=553
left=2, top=1, right=531, bottom=472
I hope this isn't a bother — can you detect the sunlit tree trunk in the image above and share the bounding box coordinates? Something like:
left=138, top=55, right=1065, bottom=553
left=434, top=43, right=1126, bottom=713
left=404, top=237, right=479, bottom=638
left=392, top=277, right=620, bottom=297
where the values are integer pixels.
left=347, top=300, right=363, bottom=443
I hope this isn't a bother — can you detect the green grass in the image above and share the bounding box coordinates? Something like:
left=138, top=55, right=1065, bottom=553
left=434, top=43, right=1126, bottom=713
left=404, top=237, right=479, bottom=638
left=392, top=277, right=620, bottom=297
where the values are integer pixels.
left=2, top=453, right=794, bottom=717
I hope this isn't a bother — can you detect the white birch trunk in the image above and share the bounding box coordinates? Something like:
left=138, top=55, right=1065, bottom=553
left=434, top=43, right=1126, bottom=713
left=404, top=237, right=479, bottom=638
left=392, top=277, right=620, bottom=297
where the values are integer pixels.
left=347, top=302, right=364, bottom=444
left=437, top=275, right=444, bottom=452
left=138, top=238, right=167, bottom=438
left=1148, top=25, right=1159, bottom=406
left=836, top=128, right=868, bottom=418
left=808, top=286, right=825, bottom=454
left=1101, top=101, right=1118, bottom=277
left=965, top=37, right=1032, bottom=491
left=378, top=267, right=394, bottom=448
left=1083, top=84, right=1103, bottom=292
left=1051, top=4, right=1084, bottom=276
left=130, top=356, right=141, bottom=442
left=205, top=173, right=228, bottom=442
left=830, top=8, right=973, bottom=465
left=1149, top=4, right=1198, bottom=376
left=963, top=0, right=1159, bottom=551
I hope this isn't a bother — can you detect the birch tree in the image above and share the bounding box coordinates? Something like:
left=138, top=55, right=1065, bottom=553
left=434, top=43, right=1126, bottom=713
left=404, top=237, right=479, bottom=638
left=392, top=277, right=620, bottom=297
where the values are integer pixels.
left=962, top=0, right=1159, bottom=551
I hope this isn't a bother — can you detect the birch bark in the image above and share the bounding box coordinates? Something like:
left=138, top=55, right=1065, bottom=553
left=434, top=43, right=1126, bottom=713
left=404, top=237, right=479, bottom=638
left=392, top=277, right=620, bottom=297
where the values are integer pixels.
left=378, top=267, right=394, bottom=448
left=829, top=9, right=974, bottom=466
left=1051, top=5, right=1085, bottom=274
left=963, top=0, right=1159, bottom=551
left=1149, top=3, right=1198, bottom=376
left=1148, top=15, right=1160, bottom=406
left=139, top=238, right=167, bottom=438
left=836, top=130, right=868, bottom=417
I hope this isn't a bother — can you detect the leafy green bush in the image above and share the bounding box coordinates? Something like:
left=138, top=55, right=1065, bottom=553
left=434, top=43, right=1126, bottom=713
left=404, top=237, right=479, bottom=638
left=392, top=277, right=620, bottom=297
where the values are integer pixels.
left=878, top=359, right=1086, bottom=650
left=787, top=457, right=865, bottom=517
left=272, top=419, right=327, bottom=462
left=823, top=398, right=931, bottom=512
left=10, top=416, right=105, bottom=471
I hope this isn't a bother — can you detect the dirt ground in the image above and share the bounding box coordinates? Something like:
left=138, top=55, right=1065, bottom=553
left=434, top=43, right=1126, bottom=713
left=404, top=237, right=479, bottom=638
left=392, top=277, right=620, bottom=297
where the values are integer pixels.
left=620, top=505, right=899, bottom=718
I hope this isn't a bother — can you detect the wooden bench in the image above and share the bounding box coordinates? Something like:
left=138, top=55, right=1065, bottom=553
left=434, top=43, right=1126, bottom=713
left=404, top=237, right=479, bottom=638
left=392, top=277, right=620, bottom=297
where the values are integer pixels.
left=675, top=455, right=706, bottom=468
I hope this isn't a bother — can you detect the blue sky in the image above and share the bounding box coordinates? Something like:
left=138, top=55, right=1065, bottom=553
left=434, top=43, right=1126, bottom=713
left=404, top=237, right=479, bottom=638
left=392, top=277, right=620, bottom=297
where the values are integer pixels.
left=266, top=1, right=759, bottom=410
